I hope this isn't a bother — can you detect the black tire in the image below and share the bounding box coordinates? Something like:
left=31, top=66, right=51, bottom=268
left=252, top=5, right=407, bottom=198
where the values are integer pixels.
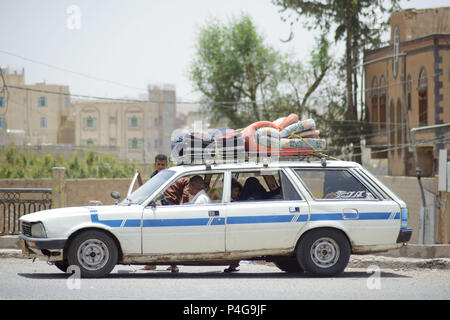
left=54, top=261, right=69, bottom=273
left=274, top=258, right=304, bottom=273
left=66, top=230, right=118, bottom=278
left=296, top=228, right=350, bottom=277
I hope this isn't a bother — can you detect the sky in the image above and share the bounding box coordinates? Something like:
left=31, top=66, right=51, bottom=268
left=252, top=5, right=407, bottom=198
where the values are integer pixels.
left=1, top=0, right=449, bottom=104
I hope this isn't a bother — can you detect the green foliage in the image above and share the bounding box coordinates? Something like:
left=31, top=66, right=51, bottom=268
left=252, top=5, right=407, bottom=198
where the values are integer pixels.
left=273, top=0, right=402, bottom=162
left=189, top=13, right=332, bottom=128
left=0, top=145, right=137, bottom=179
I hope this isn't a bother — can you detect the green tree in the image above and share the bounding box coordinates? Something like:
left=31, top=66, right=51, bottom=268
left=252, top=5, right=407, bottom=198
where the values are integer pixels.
left=189, top=13, right=332, bottom=128
left=273, top=0, right=402, bottom=162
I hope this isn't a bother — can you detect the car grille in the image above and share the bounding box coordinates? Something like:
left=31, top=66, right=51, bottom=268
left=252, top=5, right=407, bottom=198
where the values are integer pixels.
left=22, top=222, right=32, bottom=236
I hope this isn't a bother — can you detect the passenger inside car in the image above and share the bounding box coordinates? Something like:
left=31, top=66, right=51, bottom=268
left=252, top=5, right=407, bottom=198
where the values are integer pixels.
left=239, top=177, right=281, bottom=201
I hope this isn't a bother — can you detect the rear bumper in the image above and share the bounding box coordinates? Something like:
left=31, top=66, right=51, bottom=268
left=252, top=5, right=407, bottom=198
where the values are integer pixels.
left=396, top=228, right=412, bottom=243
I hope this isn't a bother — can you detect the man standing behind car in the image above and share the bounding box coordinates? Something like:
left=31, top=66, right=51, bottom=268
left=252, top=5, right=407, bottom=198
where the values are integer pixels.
left=150, top=154, right=168, bottom=178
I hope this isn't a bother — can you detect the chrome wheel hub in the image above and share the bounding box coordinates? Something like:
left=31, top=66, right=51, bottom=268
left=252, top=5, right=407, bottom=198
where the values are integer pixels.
left=310, top=237, right=340, bottom=269
left=77, top=239, right=109, bottom=271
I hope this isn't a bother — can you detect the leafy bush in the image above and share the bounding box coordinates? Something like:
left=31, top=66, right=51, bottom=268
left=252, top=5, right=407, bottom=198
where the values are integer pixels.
left=0, top=145, right=137, bottom=179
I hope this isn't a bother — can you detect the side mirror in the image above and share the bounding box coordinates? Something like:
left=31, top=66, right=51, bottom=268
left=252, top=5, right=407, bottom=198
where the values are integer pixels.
left=111, top=191, right=121, bottom=200
left=148, top=193, right=164, bottom=208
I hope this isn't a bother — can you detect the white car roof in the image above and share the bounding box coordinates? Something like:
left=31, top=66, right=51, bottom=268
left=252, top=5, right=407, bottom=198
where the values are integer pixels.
left=167, top=160, right=361, bottom=173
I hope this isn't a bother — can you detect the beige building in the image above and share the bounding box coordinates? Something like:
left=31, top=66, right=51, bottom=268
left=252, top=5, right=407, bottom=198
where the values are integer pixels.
left=364, top=7, right=450, bottom=176
left=0, top=69, right=73, bottom=145
left=74, top=85, right=176, bottom=163
left=0, top=69, right=177, bottom=164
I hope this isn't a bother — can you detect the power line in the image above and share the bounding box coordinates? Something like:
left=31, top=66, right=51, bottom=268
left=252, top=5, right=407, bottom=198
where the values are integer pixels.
left=0, top=49, right=148, bottom=92
left=2, top=48, right=448, bottom=107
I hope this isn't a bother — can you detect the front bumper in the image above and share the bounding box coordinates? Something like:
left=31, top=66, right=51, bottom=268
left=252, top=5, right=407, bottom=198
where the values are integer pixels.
left=396, top=228, right=413, bottom=243
left=18, top=234, right=67, bottom=250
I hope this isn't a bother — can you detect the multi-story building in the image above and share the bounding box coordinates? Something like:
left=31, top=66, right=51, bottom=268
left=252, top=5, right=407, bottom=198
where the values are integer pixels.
left=0, top=69, right=73, bottom=145
left=74, top=84, right=176, bottom=163
left=0, top=69, right=177, bottom=164
left=364, top=7, right=450, bottom=176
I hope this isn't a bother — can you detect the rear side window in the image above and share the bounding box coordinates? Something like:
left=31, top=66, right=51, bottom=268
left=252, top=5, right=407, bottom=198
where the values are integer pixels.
left=231, top=170, right=302, bottom=202
left=294, top=169, right=377, bottom=200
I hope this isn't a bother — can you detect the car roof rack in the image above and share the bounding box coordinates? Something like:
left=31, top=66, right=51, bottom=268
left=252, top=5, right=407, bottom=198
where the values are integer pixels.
left=171, top=150, right=337, bottom=166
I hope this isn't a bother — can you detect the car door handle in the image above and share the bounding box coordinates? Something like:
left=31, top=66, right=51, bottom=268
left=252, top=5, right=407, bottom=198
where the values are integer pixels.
left=208, top=210, right=220, bottom=217
left=289, top=207, right=300, bottom=213
left=342, top=209, right=358, bottom=219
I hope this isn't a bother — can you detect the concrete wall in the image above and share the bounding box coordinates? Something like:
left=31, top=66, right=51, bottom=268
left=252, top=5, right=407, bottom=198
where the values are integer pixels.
left=378, top=175, right=435, bottom=244
left=0, top=178, right=134, bottom=208
left=0, top=175, right=441, bottom=244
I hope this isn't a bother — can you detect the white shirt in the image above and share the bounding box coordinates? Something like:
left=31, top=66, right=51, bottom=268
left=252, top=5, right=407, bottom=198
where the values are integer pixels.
left=190, top=190, right=211, bottom=204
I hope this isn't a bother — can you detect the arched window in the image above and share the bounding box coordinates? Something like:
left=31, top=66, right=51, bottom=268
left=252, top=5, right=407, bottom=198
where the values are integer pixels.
left=407, top=74, right=412, bottom=110
left=379, top=76, right=387, bottom=130
left=418, top=67, right=428, bottom=126
left=396, top=99, right=402, bottom=148
left=371, top=77, right=378, bottom=131
left=393, top=26, right=400, bottom=79
left=389, top=99, right=395, bottom=146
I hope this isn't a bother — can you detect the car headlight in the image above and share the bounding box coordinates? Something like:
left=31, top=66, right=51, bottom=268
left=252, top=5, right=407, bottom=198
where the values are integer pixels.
left=31, top=222, right=47, bottom=238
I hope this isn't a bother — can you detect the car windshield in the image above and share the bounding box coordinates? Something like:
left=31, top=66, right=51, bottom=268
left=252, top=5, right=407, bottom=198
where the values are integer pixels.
left=122, top=170, right=175, bottom=205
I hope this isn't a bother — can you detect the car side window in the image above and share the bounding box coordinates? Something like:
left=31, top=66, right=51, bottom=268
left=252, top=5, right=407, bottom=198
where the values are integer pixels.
left=294, top=169, right=376, bottom=200
left=230, top=170, right=302, bottom=202
left=155, top=172, right=224, bottom=206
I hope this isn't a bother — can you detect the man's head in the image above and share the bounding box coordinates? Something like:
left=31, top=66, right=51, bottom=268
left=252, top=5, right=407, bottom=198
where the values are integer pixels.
left=188, top=175, right=205, bottom=196
left=231, top=179, right=242, bottom=201
left=154, top=154, right=168, bottom=172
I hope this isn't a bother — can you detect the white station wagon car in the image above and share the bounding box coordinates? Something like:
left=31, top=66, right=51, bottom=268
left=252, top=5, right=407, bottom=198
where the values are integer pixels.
left=19, top=160, right=412, bottom=277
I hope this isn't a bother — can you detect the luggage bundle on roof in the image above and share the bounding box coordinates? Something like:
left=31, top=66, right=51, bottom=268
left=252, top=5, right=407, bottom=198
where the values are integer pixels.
left=170, top=113, right=326, bottom=164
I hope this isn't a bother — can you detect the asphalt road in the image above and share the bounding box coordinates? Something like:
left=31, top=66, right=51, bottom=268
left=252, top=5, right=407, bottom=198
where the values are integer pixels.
left=1, top=257, right=449, bottom=300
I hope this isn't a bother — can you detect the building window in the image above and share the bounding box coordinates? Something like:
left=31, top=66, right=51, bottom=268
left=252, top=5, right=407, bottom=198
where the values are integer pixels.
left=389, top=100, right=395, bottom=147
left=0, top=97, right=4, bottom=107
left=40, top=117, right=47, bottom=128
left=109, top=116, right=117, bottom=124
left=109, top=138, right=117, bottom=145
left=396, top=99, right=402, bottom=149
left=154, top=139, right=158, bottom=149
left=83, top=116, right=97, bottom=129
left=83, top=139, right=96, bottom=146
left=392, top=25, right=400, bottom=79
left=370, top=77, right=378, bottom=131
left=379, top=76, right=387, bottom=130
left=407, top=74, right=412, bottom=110
left=418, top=67, right=428, bottom=127
left=64, top=97, right=69, bottom=108
left=0, top=117, right=3, bottom=128
left=128, top=116, right=141, bottom=129
left=128, top=138, right=143, bottom=150
left=38, top=96, right=47, bottom=107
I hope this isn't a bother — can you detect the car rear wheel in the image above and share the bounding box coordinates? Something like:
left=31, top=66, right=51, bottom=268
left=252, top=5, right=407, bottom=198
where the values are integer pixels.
left=67, top=230, right=118, bottom=278
left=296, top=228, right=350, bottom=276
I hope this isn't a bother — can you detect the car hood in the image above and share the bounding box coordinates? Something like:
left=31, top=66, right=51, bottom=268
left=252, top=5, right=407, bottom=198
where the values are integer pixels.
left=19, top=205, right=139, bottom=223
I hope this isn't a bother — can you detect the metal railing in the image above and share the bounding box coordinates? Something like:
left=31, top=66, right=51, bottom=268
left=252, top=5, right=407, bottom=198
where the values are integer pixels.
left=0, top=188, right=52, bottom=235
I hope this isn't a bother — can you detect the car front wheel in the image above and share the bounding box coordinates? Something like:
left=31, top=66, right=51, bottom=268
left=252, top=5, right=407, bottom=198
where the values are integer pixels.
left=296, top=228, right=350, bottom=277
left=67, top=230, right=118, bottom=278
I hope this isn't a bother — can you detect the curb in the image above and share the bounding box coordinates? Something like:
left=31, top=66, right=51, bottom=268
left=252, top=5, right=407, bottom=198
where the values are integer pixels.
left=0, top=249, right=25, bottom=259
left=348, top=255, right=450, bottom=270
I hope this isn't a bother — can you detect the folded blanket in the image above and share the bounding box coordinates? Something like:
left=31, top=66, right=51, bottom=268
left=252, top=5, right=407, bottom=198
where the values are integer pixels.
left=279, top=119, right=316, bottom=138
